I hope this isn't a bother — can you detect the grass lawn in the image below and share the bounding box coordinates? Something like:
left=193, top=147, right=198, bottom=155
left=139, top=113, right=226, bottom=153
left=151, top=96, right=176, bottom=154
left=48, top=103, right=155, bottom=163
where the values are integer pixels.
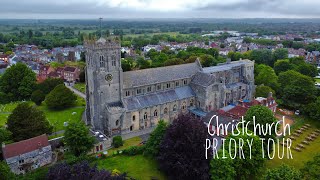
left=39, top=105, right=85, bottom=132
left=74, top=83, right=86, bottom=94
left=266, top=116, right=320, bottom=170
left=107, top=136, right=142, bottom=155
left=315, top=78, right=320, bottom=83
left=0, top=96, right=85, bottom=131
left=97, top=155, right=166, bottom=180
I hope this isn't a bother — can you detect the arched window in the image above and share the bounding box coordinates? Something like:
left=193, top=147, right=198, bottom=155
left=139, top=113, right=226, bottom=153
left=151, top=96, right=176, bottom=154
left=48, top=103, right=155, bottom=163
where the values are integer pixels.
left=132, top=115, right=135, bottom=121
left=182, top=101, right=186, bottom=110
left=173, top=105, right=177, bottom=112
left=190, top=99, right=194, bottom=107
left=164, top=107, right=168, bottom=114
left=130, top=125, right=133, bottom=131
left=154, top=109, right=158, bottom=117
left=144, top=112, right=148, bottom=120
left=99, top=55, right=105, bottom=68
left=116, top=120, right=119, bottom=126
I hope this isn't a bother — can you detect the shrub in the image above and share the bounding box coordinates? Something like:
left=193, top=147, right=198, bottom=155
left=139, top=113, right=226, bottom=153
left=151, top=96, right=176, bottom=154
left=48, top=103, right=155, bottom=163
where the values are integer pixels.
left=112, top=136, right=123, bottom=148
left=31, top=90, right=45, bottom=105
left=122, top=145, right=145, bottom=156
left=45, top=84, right=77, bottom=109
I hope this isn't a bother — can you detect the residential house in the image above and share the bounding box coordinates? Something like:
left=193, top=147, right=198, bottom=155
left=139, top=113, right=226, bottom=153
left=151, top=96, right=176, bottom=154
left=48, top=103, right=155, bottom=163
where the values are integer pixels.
left=306, top=51, right=320, bottom=65
left=63, top=66, right=80, bottom=82
left=0, top=60, right=8, bottom=74
left=218, top=92, right=277, bottom=119
left=89, top=130, right=112, bottom=154
left=2, top=135, right=52, bottom=175
left=0, top=54, right=10, bottom=63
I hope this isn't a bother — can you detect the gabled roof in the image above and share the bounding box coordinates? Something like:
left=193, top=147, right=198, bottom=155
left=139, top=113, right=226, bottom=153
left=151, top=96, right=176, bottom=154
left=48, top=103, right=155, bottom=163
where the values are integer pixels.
left=122, top=86, right=195, bottom=111
left=64, top=66, right=77, bottom=72
left=2, top=134, right=49, bottom=159
left=123, top=61, right=202, bottom=89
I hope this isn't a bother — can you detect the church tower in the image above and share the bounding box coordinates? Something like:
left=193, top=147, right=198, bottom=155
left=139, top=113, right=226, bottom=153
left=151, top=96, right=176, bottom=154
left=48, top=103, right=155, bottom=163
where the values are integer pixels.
left=84, top=36, right=123, bottom=135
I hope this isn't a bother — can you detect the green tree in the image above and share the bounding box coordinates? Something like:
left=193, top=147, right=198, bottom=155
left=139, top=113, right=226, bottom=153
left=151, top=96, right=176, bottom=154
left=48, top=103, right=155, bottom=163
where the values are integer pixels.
left=278, top=70, right=316, bottom=109
left=7, top=103, right=52, bottom=141
left=265, top=164, right=302, bottom=180
left=144, top=120, right=167, bottom=157
left=0, top=63, right=36, bottom=103
left=301, top=154, right=320, bottom=179
left=245, top=105, right=277, bottom=152
left=64, top=121, right=95, bottom=156
left=226, top=131, right=265, bottom=179
left=210, top=150, right=236, bottom=180
left=45, top=84, right=77, bottom=109
left=250, top=49, right=273, bottom=66
left=272, top=48, right=288, bottom=62
left=273, top=59, right=294, bottom=75
left=255, top=85, right=275, bottom=98
left=0, top=128, right=12, bottom=146
left=200, top=54, right=215, bottom=67
left=0, top=161, right=15, bottom=180
left=31, top=90, right=45, bottom=105
left=255, top=64, right=279, bottom=91
left=295, top=63, right=318, bottom=77
left=304, top=97, right=320, bottom=120
left=37, top=78, right=64, bottom=95
left=112, top=136, right=123, bottom=148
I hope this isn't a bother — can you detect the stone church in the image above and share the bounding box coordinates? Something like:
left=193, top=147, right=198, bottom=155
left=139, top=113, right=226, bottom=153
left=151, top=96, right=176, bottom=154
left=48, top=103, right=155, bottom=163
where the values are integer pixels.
left=84, top=37, right=255, bottom=136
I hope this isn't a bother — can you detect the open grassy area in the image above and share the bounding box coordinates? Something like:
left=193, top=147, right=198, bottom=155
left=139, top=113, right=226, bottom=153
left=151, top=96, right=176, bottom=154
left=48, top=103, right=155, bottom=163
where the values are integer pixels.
left=315, top=78, right=320, bottom=83
left=266, top=116, right=320, bottom=170
left=74, top=83, right=86, bottom=94
left=97, top=155, right=166, bottom=180
left=124, top=32, right=187, bottom=38
left=106, top=136, right=142, bottom=155
left=0, top=96, right=85, bottom=131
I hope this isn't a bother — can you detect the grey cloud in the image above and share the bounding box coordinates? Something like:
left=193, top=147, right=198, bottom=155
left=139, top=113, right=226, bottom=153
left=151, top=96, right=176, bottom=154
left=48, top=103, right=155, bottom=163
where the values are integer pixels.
left=0, top=0, right=319, bottom=18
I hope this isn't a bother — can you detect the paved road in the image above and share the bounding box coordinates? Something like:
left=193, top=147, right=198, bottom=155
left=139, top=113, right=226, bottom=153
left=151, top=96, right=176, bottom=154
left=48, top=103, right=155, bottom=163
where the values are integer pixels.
left=65, top=83, right=86, bottom=99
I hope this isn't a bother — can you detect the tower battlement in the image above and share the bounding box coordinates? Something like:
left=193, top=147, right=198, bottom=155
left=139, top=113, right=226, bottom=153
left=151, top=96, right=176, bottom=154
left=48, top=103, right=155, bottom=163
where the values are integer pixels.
left=84, top=37, right=120, bottom=50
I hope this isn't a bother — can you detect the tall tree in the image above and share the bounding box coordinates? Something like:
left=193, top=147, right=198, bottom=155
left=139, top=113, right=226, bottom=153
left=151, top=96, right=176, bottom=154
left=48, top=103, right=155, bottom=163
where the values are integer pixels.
left=0, top=63, right=36, bottom=103
left=273, top=59, right=294, bottom=75
left=210, top=150, right=236, bottom=180
left=225, top=131, right=265, bottom=179
left=272, top=48, right=288, bottom=62
left=157, top=114, right=210, bottom=180
left=37, top=78, right=64, bottom=95
left=7, top=103, right=52, bottom=141
left=64, top=121, right=95, bottom=156
left=144, top=120, right=167, bottom=157
left=255, top=64, right=279, bottom=91
left=255, top=85, right=275, bottom=98
left=278, top=70, right=316, bottom=109
left=250, top=49, right=273, bottom=66
left=45, top=84, right=77, bottom=109
left=245, top=105, right=278, bottom=152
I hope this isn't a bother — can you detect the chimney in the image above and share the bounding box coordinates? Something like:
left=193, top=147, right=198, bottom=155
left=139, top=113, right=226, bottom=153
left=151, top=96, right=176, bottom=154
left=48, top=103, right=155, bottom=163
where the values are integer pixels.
left=227, top=58, right=231, bottom=64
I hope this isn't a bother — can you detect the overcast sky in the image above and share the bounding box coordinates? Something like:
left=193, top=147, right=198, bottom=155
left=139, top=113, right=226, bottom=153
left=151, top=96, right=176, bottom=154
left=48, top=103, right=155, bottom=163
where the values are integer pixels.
left=0, top=0, right=320, bottom=19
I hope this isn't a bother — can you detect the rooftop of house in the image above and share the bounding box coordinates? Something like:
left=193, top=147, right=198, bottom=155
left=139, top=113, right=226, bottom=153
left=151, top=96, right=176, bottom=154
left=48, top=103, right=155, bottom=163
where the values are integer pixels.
left=2, top=134, right=50, bottom=159
left=64, top=66, right=77, bottom=72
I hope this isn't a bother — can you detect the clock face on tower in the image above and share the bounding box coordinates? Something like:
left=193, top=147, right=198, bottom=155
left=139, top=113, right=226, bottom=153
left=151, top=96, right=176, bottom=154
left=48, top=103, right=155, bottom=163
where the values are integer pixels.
left=105, top=74, right=113, bottom=81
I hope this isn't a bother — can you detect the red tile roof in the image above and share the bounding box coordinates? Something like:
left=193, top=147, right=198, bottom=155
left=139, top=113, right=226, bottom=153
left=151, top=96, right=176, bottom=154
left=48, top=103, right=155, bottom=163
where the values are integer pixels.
left=2, top=134, right=49, bottom=159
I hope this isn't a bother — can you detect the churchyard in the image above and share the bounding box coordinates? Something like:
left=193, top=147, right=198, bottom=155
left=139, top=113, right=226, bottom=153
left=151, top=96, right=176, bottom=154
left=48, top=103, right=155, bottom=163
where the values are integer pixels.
left=0, top=96, right=85, bottom=133
left=95, top=137, right=166, bottom=180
